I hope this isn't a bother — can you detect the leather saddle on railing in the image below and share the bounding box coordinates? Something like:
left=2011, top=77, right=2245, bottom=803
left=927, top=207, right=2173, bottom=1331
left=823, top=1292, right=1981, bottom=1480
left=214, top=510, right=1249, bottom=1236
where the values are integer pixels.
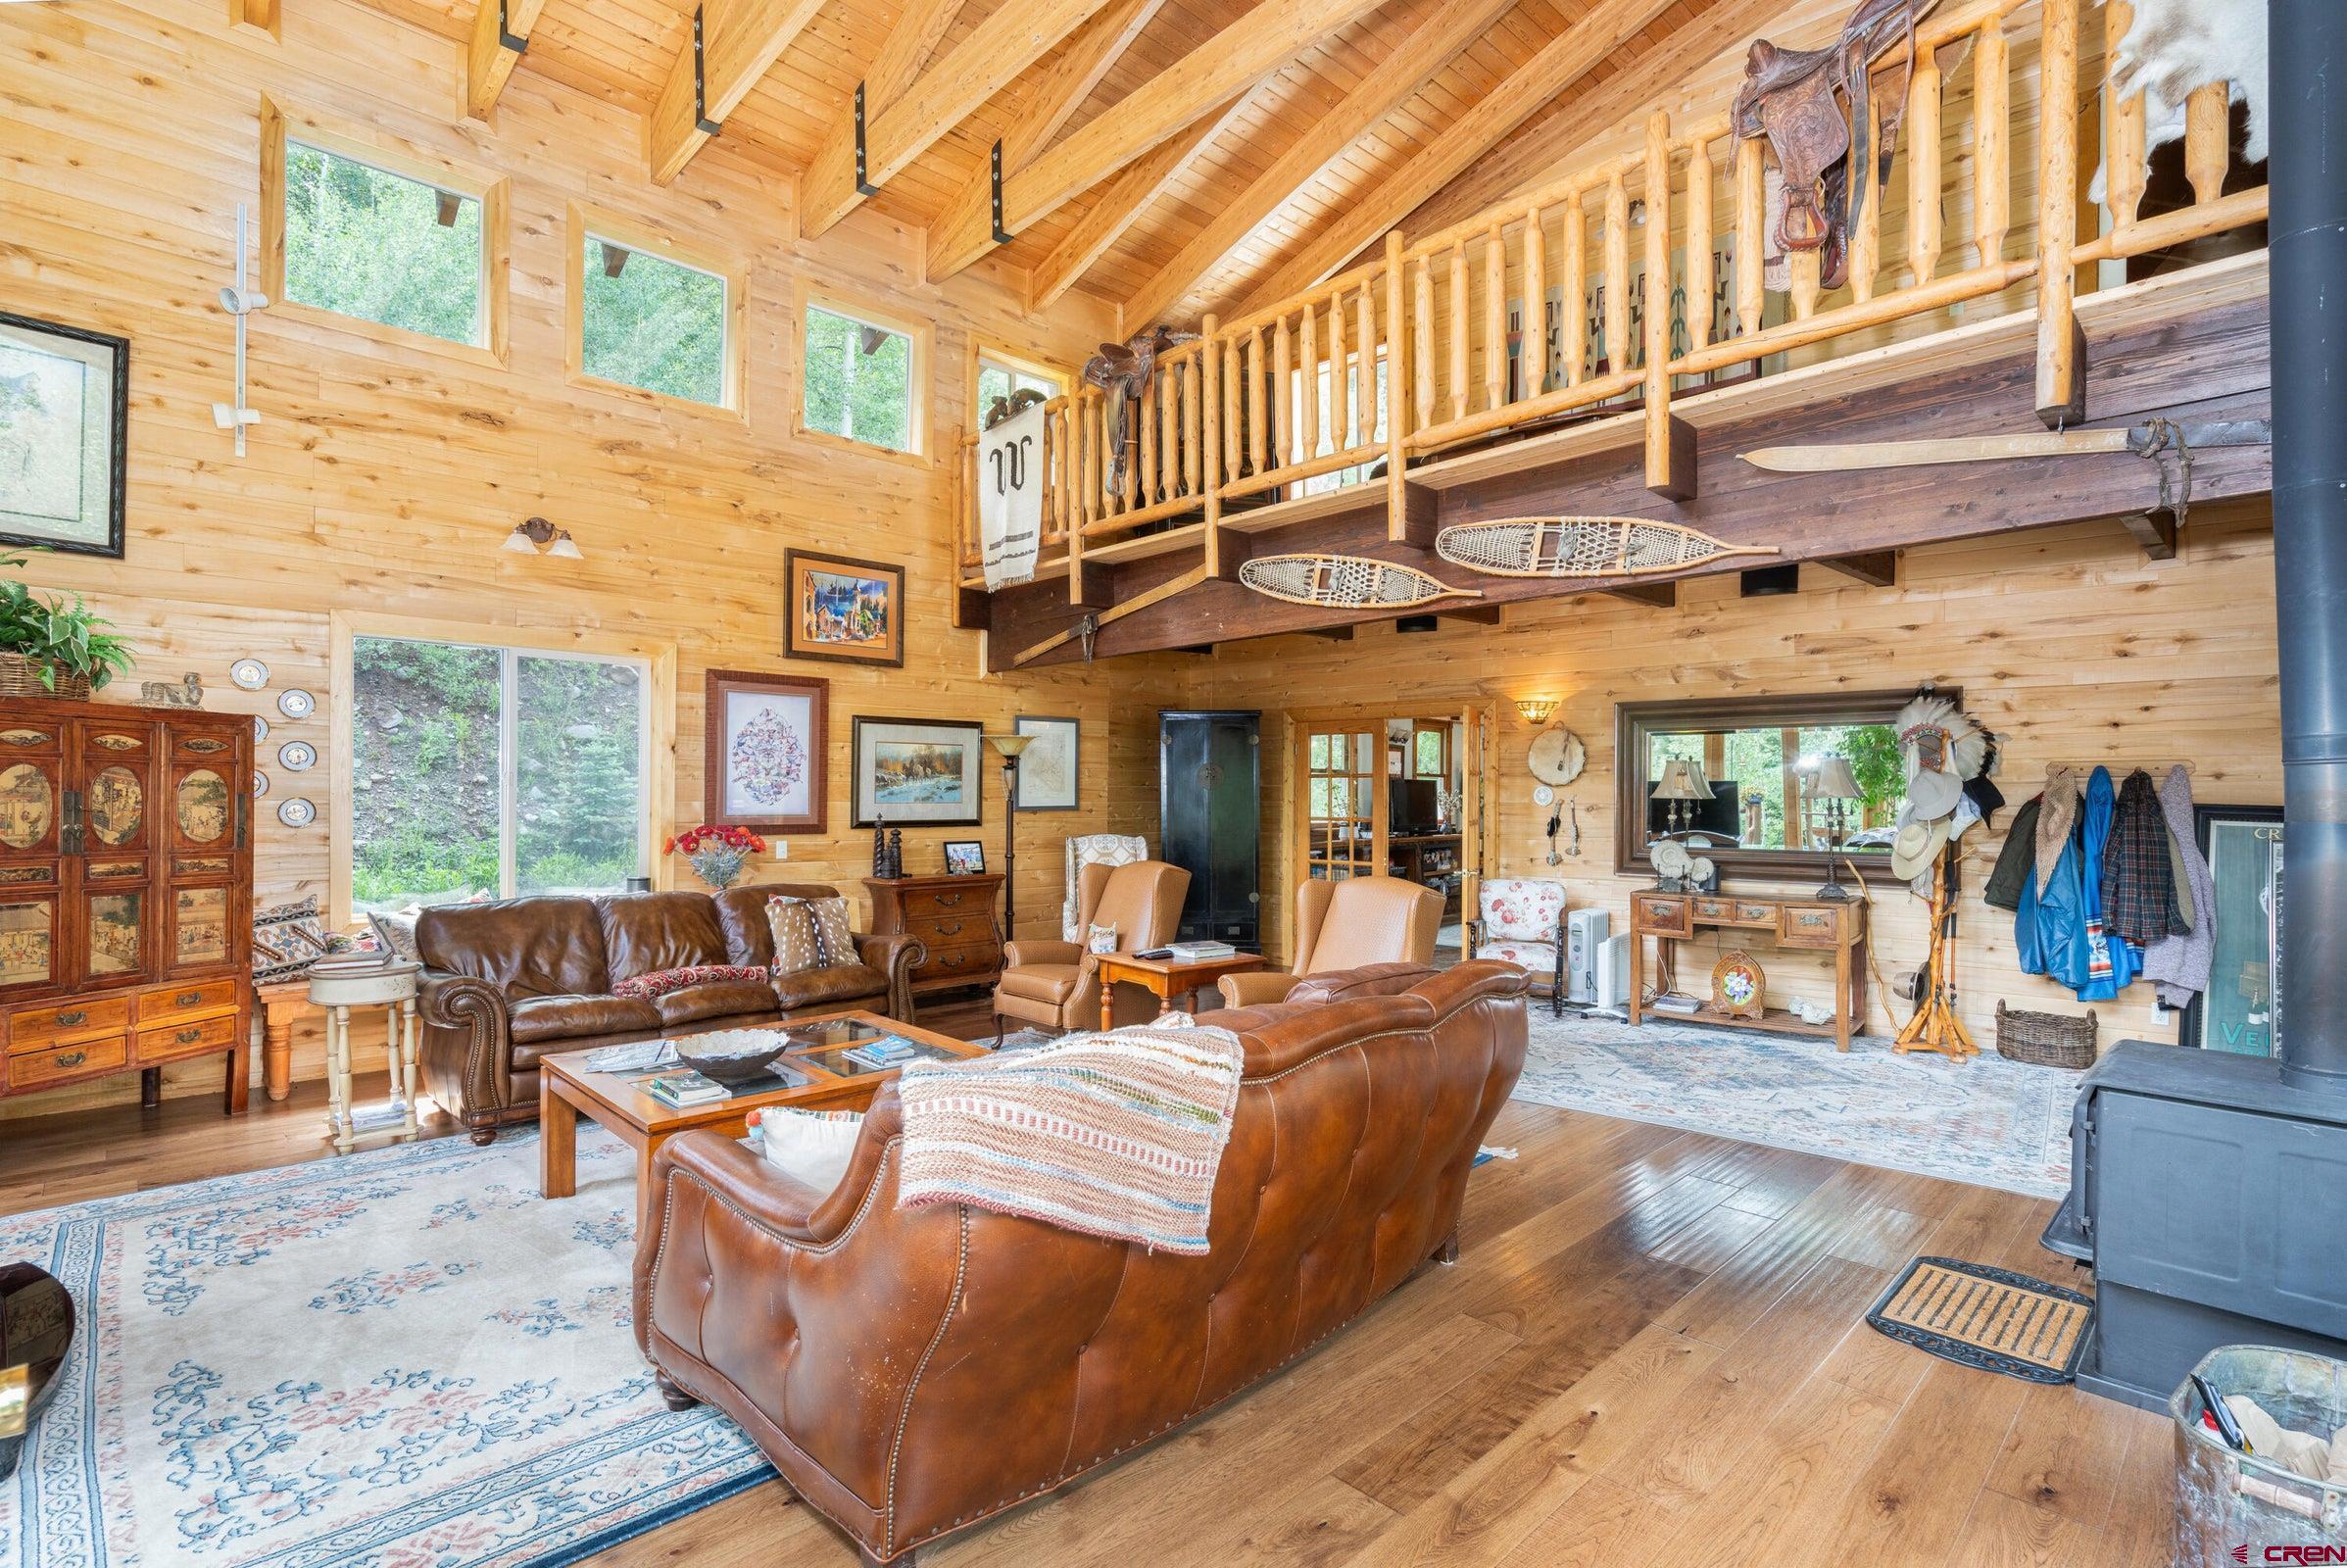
left=1732, top=0, right=1944, bottom=289
left=1081, top=324, right=1196, bottom=503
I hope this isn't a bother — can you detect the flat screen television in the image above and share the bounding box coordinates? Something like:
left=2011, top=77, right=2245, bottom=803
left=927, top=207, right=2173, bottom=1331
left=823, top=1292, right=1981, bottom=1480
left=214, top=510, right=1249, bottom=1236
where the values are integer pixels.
left=1645, top=779, right=1741, bottom=843
left=1390, top=777, right=1442, bottom=835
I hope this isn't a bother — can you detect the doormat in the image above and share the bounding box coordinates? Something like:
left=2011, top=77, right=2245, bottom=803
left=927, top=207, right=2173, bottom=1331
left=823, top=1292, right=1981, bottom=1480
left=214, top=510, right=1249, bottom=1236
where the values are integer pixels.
left=1865, top=1255, right=2094, bottom=1384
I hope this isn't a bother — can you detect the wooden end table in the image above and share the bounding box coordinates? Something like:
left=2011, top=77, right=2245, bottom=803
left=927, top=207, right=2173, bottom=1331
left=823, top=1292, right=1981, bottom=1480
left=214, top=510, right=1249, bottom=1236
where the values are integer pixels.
left=1093, top=952, right=1269, bottom=1030
left=537, top=1009, right=986, bottom=1228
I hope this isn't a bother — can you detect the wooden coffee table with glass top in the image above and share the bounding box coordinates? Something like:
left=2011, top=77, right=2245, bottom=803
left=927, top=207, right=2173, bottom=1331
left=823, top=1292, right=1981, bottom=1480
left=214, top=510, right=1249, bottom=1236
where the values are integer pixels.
left=537, top=1009, right=984, bottom=1225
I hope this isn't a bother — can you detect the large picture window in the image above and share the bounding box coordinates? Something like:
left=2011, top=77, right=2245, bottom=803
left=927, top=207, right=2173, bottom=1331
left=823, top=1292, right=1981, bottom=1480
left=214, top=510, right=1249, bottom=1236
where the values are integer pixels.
left=350, top=636, right=649, bottom=912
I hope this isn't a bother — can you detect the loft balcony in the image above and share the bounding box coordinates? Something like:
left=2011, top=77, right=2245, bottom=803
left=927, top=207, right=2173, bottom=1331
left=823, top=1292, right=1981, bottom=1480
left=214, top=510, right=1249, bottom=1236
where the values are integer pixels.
left=957, top=0, right=2273, bottom=671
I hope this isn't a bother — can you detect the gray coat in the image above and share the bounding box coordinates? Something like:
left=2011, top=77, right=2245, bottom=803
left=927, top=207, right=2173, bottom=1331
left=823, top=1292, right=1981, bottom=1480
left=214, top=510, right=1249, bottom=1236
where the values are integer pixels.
left=2141, top=764, right=2215, bottom=1007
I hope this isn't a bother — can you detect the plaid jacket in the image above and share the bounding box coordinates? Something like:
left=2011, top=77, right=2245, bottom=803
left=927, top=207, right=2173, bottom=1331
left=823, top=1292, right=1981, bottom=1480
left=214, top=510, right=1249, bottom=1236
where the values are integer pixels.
left=2099, top=768, right=2185, bottom=948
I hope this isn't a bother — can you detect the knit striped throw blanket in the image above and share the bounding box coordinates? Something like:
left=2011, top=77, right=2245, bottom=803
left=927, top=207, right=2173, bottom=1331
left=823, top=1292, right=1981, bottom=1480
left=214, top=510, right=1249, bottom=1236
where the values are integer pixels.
left=895, top=1020, right=1247, bottom=1254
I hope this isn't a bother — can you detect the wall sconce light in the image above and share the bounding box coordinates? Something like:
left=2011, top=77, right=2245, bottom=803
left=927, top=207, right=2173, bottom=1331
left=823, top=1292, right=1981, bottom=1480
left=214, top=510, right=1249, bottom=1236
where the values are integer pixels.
left=1514, top=696, right=1559, bottom=725
left=502, top=516, right=584, bottom=559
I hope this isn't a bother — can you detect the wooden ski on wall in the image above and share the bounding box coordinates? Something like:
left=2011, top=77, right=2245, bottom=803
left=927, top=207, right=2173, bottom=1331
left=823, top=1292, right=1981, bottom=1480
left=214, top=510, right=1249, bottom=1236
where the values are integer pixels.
left=1012, top=565, right=1209, bottom=666
left=1740, top=418, right=2272, bottom=472
left=1237, top=554, right=1483, bottom=610
left=1435, top=516, right=1779, bottom=578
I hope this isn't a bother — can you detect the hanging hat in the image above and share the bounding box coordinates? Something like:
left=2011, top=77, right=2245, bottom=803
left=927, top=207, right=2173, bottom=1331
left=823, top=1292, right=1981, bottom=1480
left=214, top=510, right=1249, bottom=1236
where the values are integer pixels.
left=1890, top=816, right=1951, bottom=881
left=1946, top=789, right=1986, bottom=843
left=2035, top=767, right=2082, bottom=894
left=1896, top=690, right=1991, bottom=782
left=1907, top=764, right=1961, bottom=822
left=1963, top=771, right=2007, bottom=828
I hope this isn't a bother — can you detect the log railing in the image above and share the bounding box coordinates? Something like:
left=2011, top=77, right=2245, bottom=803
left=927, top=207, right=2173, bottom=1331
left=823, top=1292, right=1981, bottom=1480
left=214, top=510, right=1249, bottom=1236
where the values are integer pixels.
left=961, top=0, right=2270, bottom=590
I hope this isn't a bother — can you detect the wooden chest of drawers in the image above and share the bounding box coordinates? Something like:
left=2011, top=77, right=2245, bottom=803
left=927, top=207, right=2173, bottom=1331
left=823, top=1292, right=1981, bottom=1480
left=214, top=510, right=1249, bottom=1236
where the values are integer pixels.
left=864, top=874, right=1005, bottom=997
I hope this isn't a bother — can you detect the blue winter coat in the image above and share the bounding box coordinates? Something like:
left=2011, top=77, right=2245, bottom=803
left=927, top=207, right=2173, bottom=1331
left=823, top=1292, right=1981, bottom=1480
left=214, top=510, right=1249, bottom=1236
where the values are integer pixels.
left=2074, top=766, right=2141, bottom=1001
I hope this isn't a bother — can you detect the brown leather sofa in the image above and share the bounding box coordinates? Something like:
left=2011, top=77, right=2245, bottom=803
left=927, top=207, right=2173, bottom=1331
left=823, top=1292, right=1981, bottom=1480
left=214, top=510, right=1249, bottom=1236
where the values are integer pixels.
left=990, top=859, right=1189, bottom=1039
left=1217, top=875, right=1444, bottom=1007
left=635, top=959, right=1528, bottom=1566
left=416, top=884, right=921, bottom=1145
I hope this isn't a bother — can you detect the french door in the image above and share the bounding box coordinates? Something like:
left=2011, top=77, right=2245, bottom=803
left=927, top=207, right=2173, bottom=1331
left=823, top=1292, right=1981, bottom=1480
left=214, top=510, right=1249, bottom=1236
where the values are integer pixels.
left=1300, top=724, right=1383, bottom=882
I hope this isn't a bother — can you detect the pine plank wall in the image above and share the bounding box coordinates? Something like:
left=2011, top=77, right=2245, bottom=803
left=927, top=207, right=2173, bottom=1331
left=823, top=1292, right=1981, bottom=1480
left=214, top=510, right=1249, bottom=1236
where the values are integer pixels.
left=0, top=0, right=2281, bottom=1118
left=0, top=0, right=1184, bottom=1116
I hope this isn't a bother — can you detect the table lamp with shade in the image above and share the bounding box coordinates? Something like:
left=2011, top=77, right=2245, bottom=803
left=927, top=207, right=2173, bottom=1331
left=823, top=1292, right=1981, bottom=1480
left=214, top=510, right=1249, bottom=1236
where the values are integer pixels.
left=1650, top=758, right=1714, bottom=836
left=983, top=732, right=1034, bottom=938
left=1805, top=754, right=1864, bottom=902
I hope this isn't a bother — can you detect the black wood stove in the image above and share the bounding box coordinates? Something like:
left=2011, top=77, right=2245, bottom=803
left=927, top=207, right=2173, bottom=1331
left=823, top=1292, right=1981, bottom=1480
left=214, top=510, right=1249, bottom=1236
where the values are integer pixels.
left=2040, top=0, right=2347, bottom=1410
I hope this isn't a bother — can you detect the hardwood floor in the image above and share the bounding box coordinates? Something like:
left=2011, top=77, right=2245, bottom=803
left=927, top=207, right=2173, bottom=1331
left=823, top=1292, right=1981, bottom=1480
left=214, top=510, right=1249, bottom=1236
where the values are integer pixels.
left=0, top=997, right=2174, bottom=1568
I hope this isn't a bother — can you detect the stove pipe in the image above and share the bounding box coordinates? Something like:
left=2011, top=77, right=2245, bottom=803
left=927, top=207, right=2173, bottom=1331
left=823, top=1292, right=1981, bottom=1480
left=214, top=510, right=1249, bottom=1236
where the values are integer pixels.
left=2270, top=0, right=2347, bottom=1089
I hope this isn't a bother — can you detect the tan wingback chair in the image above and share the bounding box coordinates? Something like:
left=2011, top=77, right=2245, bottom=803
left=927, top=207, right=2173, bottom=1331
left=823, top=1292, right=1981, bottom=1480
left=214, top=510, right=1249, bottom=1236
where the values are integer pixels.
left=1218, top=876, right=1443, bottom=1007
left=992, top=859, right=1191, bottom=1040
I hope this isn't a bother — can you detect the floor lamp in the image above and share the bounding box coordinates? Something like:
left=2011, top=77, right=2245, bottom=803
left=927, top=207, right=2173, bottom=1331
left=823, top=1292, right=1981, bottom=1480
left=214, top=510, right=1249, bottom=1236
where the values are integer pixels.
left=984, top=732, right=1033, bottom=939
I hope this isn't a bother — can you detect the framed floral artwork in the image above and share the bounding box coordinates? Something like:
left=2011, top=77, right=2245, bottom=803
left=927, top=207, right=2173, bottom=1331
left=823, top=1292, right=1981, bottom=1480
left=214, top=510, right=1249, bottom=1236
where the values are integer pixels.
left=0, top=312, right=127, bottom=560
left=852, top=715, right=982, bottom=828
left=705, top=669, right=827, bottom=834
left=784, top=550, right=905, bottom=668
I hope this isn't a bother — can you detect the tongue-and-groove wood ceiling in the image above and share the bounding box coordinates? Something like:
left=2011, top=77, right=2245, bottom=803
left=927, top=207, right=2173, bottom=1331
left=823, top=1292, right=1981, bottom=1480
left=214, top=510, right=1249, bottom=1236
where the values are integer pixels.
left=359, top=0, right=1736, bottom=325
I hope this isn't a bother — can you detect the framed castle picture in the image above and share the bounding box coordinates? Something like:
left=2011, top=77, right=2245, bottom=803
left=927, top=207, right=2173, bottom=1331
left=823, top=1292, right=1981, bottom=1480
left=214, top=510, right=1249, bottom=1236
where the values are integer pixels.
left=0, top=312, right=128, bottom=560
left=852, top=716, right=982, bottom=828
left=784, top=550, right=905, bottom=668
left=705, top=669, right=827, bottom=834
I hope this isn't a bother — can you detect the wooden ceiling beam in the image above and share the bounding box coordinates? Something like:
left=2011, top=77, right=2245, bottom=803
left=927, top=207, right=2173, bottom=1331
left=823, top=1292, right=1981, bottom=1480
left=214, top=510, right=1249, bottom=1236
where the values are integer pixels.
left=463, top=0, right=552, bottom=120
left=1026, top=88, right=1253, bottom=313
left=925, top=0, right=1168, bottom=271
left=925, top=0, right=1394, bottom=285
left=801, top=0, right=1115, bottom=237
left=646, top=0, right=831, bottom=186
left=1385, top=0, right=1787, bottom=251
left=1817, top=551, right=1900, bottom=586
left=1114, top=0, right=1517, bottom=334
left=1232, top=0, right=1687, bottom=315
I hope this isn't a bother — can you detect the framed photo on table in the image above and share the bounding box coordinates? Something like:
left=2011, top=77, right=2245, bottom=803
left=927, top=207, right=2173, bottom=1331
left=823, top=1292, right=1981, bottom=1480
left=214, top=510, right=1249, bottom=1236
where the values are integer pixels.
left=783, top=550, right=905, bottom=667
left=943, top=841, right=986, bottom=875
left=1013, top=714, right=1079, bottom=810
left=852, top=716, right=983, bottom=827
left=2178, top=805, right=2284, bottom=1056
left=705, top=669, right=828, bottom=833
left=0, top=311, right=128, bottom=560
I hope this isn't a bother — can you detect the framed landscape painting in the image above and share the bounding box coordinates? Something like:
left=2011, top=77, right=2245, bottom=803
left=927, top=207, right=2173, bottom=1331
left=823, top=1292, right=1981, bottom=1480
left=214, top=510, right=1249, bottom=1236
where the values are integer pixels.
left=0, top=311, right=128, bottom=560
left=705, top=669, right=827, bottom=834
left=784, top=549, right=905, bottom=668
left=1014, top=714, right=1079, bottom=810
left=852, top=716, right=982, bottom=827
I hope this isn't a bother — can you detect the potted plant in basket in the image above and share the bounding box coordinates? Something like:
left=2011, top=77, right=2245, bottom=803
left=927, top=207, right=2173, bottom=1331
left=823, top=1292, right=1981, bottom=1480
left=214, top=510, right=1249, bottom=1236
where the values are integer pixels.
left=0, top=553, right=135, bottom=699
left=666, top=824, right=768, bottom=891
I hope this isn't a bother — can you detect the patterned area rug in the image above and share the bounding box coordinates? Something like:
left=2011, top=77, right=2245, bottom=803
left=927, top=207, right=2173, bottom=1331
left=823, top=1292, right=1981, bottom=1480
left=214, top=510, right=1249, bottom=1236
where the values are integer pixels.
left=0, top=1130, right=768, bottom=1568
left=1511, top=1012, right=2077, bottom=1198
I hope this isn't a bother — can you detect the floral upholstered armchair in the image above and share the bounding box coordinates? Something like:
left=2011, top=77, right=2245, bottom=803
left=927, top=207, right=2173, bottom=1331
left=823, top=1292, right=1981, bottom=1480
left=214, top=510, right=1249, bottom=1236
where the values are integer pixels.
left=1468, top=878, right=1568, bottom=1016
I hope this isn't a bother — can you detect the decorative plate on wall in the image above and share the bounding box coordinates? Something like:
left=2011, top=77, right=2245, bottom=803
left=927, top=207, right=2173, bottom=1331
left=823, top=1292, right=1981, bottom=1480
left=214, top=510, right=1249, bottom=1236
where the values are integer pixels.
left=277, top=741, right=316, bottom=772
left=252, top=715, right=269, bottom=743
left=229, top=658, right=269, bottom=691
left=251, top=771, right=269, bottom=797
left=1532, top=784, right=1556, bottom=807
left=1528, top=727, right=1588, bottom=786
left=276, top=797, right=315, bottom=828
left=275, top=688, right=315, bottom=719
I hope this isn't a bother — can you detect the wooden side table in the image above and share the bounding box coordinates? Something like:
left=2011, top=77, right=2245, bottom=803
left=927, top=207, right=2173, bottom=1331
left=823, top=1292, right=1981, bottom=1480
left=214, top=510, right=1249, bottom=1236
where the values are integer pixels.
left=308, top=960, right=421, bottom=1152
left=257, top=980, right=316, bottom=1102
left=1092, top=952, right=1269, bottom=1030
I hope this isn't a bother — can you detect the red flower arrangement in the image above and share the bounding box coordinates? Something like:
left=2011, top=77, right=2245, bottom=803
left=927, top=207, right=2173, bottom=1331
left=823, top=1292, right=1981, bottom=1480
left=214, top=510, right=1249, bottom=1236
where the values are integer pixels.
left=665, top=824, right=768, bottom=890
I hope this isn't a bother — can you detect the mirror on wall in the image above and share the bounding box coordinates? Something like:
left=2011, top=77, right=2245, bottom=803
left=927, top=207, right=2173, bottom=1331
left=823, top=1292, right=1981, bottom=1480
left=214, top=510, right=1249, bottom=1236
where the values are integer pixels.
left=1613, top=691, right=1944, bottom=883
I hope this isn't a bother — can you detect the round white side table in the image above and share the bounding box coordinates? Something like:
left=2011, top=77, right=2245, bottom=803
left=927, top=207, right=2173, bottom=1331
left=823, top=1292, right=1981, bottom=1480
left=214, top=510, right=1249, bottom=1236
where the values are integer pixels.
left=307, top=958, right=421, bottom=1152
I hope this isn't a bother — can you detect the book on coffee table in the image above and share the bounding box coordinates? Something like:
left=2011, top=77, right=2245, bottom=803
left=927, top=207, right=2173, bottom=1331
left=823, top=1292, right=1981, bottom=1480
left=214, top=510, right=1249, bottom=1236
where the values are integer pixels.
left=643, top=1071, right=728, bottom=1107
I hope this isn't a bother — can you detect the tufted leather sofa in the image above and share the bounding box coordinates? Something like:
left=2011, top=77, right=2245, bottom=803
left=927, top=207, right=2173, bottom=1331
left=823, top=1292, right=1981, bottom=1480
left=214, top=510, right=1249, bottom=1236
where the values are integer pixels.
left=634, top=959, right=1528, bottom=1565
left=416, top=885, right=921, bottom=1145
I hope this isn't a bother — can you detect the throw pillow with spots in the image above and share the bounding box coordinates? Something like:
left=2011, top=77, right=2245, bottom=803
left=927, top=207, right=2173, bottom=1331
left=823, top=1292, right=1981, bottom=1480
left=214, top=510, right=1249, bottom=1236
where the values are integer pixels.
left=767, top=895, right=857, bottom=976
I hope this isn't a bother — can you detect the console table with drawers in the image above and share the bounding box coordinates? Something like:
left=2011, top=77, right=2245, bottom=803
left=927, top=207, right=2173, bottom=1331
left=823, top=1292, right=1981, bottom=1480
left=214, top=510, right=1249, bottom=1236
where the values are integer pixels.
left=863, top=873, right=1004, bottom=998
left=1627, top=890, right=1868, bottom=1053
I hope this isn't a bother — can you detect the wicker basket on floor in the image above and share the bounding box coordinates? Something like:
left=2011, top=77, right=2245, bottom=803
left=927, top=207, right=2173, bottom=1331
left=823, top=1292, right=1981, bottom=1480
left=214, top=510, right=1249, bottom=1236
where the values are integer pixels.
left=0, top=654, right=84, bottom=701
left=1995, top=1001, right=2096, bottom=1069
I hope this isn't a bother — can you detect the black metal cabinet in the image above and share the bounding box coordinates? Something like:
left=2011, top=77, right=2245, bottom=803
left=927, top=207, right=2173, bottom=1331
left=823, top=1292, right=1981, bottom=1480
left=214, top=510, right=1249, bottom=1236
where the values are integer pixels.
left=1158, top=710, right=1260, bottom=949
